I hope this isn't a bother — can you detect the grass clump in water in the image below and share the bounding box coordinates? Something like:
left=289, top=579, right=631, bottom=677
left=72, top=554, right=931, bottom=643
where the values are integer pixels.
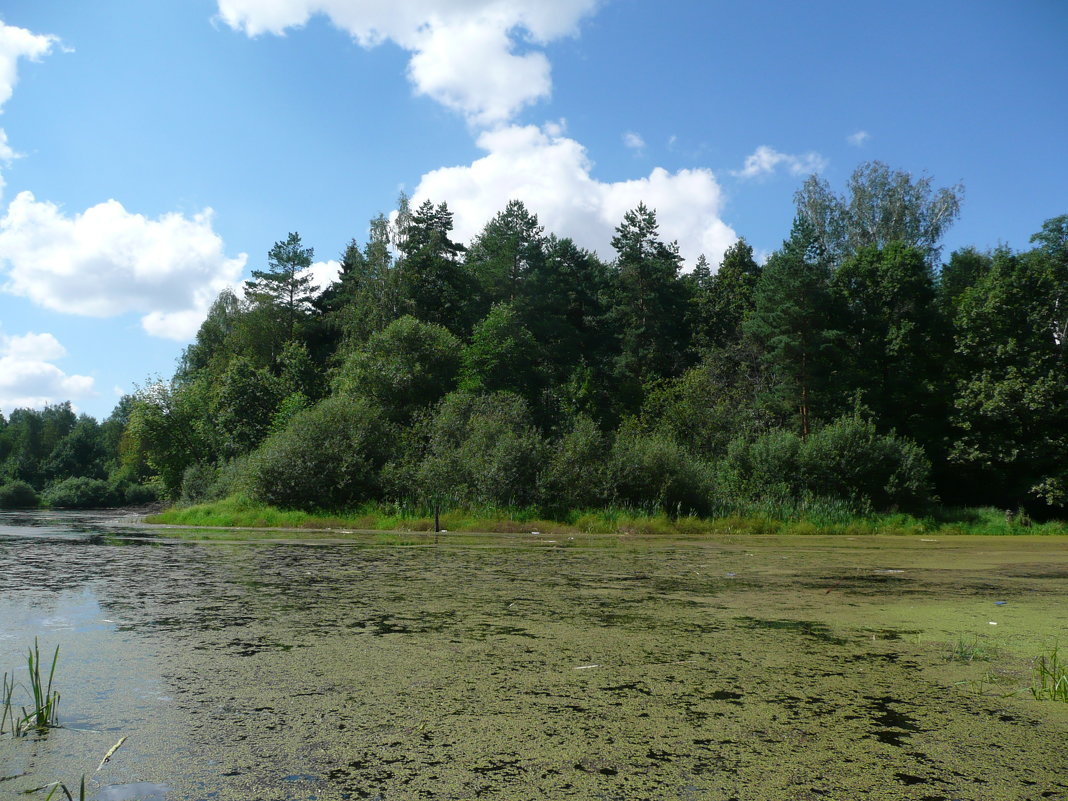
left=1031, top=646, right=1068, bottom=701
left=1, top=638, right=60, bottom=737
left=946, top=634, right=996, bottom=664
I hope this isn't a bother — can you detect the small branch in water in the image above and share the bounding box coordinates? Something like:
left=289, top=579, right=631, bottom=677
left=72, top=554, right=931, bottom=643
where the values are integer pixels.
left=97, top=737, right=127, bottom=771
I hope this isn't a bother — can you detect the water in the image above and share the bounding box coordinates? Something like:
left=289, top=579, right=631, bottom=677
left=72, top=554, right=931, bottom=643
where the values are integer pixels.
left=1, top=510, right=1067, bottom=800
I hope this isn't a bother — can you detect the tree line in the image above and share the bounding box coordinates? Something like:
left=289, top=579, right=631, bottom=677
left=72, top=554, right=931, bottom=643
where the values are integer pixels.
left=2, top=161, right=1065, bottom=519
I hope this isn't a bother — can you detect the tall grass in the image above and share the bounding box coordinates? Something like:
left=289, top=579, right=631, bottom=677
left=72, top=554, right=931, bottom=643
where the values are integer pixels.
left=146, top=494, right=1068, bottom=539
left=1031, top=646, right=1068, bottom=702
left=1, top=638, right=60, bottom=737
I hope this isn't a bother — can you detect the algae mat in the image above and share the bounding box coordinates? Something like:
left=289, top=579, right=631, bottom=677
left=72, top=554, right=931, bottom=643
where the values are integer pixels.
left=1, top=518, right=1067, bottom=800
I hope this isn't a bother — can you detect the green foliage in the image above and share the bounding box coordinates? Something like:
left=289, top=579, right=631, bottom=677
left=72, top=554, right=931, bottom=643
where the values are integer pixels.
left=459, top=303, right=541, bottom=400
left=1031, top=646, right=1068, bottom=702
left=248, top=396, right=392, bottom=512
left=641, top=343, right=770, bottom=459
left=608, top=203, right=691, bottom=398
left=538, top=415, right=610, bottom=515
left=798, top=415, right=931, bottom=510
left=722, top=415, right=931, bottom=513
left=950, top=228, right=1068, bottom=509
left=465, top=199, right=545, bottom=307
left=212, top=357, right=286, bottom=458
left=606, top=423, right=715, bottom=516
left=0, top=480, right=39, bottom=509
left=833, top=243, right=949, bottom=446
left=334, top=315, right=462, bottom=421
left=415, top=391, right=545, bottom=508
left=245, top=231, right=316, bottom=339
left=127, top=377, right=216, bottom=498
left=744, top=217, right=843, bottom=436
left=42, top=477, right=116, bottom=509
left=795, top=160, right=963, bottom=265
left=691, top=239, right=762, bottom=351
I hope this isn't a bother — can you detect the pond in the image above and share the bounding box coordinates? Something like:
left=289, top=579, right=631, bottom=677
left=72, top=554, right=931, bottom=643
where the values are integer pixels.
left=1, top=510, right=1067, bottom=800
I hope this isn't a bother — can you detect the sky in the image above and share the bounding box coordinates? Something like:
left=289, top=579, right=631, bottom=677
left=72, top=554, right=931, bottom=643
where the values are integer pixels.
left=0, top=0, right=1065, bottom=420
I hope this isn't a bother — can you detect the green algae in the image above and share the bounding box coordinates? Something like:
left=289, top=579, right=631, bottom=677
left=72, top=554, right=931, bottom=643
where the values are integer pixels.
left=2, top=514, right=1068, bottom=799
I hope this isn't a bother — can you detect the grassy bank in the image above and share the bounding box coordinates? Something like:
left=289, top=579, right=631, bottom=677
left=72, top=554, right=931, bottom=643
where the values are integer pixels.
left=145, top=495, right=1068, bottom=538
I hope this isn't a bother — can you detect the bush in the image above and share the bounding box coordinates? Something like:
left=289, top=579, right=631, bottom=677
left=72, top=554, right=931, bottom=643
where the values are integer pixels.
left=416, top=391, right=545, bottom=508
left=799, top=415, right=931, bottom=510
left=538, top=415, right=610, bottom=515
left=606, top=425, right=716, bottom=516
left=720, top=428, right=801, bottom=503
left=248, top=396, right=393, bottom=512
left=42, top=477, right=116, bottom=508
left=720, top=415, right=932, bottom=513
left=0, top=480, right=39, bottom=509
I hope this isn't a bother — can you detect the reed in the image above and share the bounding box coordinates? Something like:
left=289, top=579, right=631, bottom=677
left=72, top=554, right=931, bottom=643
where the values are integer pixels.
left=1, top=638, right=60, bottom=737
left=1030, top=646, right=1068, bottom=702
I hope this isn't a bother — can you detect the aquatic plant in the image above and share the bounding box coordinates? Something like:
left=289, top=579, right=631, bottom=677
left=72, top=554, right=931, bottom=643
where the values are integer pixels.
left=946, top=634, right=995, bottom=663
left=39, top=775, right=86, bottom=801
left=1, top=638, right=61, bottom=736
left=1030, top=646, right=1068, bottom=702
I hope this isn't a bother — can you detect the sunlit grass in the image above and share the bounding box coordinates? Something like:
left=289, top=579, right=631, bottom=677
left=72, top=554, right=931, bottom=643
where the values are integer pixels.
left=1031, top=646, right=1068, bottom=702
left=946, top=634, right=996, bottom=664
left=1, top=638, right=60, bottom=737
left=145, top=495, right=1068, bottom=539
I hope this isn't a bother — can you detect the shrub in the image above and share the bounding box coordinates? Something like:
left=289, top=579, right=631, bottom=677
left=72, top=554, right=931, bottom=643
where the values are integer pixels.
left=416, top=391, right=545, bottom=508
left=606, top=424, right=715, bottom=516
left=42, top=477, right=116, bottom=508
left=0, top=480, right=39, bottom=509
left=720, top=428, right=801, bottom=503
left=248, top=396, right=393, bottom=512
left=538, top=415, right=610, bottom=515
left=799, top=415, right=931, bottom=510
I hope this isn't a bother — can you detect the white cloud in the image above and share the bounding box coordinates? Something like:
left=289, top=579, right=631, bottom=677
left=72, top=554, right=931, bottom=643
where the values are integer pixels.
left=0, top=20, right=58, bottom=110
left=848, top=130, right=870, bottom=147
left=623, top=131, right=645, bottom=152
left=733, top=145, right=828, bottom=180
left=0, top=20, right=61, bottom=199
left=302, top=259, right=341, bottom=293
left=215, top=0, right=600, bottom=125
left=0, top=330, right=94, bottom=413
left=0, top=192, right=247, bottom=341
left=411, top=123, right=737, bottom=268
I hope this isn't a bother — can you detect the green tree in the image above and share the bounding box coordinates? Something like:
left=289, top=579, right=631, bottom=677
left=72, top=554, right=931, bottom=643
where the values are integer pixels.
left=394, top=200, right=475, bottom=334
left=212, top=358, right=286, bottom=459
left=795, top=161, right=963, bottom=265
left=459, top=303, right=542, bottom=402
left=744, top=218, right=843, bottom=437
left=950, top=235, right=1068, bottom=508
left=333, top=315, right=462, bottom=422
left=691, top=239, right=762, bottom=351
left=832, top=242, right=949, bottom=445
left=465, top=200, right=546, bottom=307
left=245, top=232, right=316, bottom=340
left=607, top=204, right=691, bottom=402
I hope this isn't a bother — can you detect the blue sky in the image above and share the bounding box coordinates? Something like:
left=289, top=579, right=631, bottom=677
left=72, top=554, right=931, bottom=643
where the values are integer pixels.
left=0, top=0, right=1065, bottom=420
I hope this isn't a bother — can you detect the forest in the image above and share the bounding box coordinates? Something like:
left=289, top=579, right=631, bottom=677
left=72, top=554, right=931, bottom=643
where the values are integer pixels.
left=1, top=161, right=1066, bottom=523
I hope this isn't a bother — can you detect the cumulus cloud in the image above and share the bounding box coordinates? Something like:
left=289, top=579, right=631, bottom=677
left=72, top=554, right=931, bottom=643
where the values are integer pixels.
left=0, top=20, right=61, bottom=198
left=848, top=130, right=870, bottom=147
left=623, top=131, right=645, bottom=152
left=0, top=192, right=247, bottom=341
left=0, top=20, right=58, bottom=109
left=215, top=0, right=600, bottom=125
left=411, top=123, right=737, bottom=268
left=303, top=259, right=341, bottom=293
left=733, top=145, right=828, bottom=180
left=0, top=330, right=94, bottom=413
